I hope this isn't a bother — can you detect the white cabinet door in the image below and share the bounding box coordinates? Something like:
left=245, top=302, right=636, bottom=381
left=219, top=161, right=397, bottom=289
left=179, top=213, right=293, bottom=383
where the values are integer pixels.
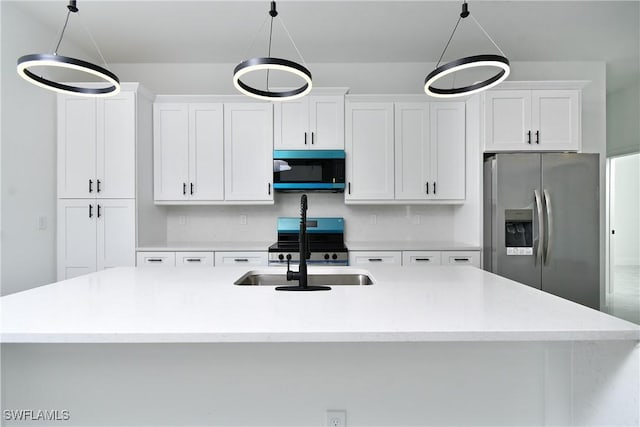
left=531, top=90, right=580, bottom=150
left=309, top=95, right=344, bottom=149
left=274, top=95, right=344, bottom=149
left=97, top=92, right=136, bottom=198
left=57, top=200, right=97, bottom=280
left=58, top=97, right=97, bottom=198
left=96, top=199, right=136, bottom=270
left=176, top=252, right=215, bottom=267
left=154, top=103, right=190, bottom=201
left=189, top=104, right=224, bottom=201
left=394, top=103, right=431, bottom=200
left=430, top=102, right=465, bottom=200
left=349, top=251, right=402, bottom=266
left=485, top=89, right=580, bottom=152
left=224, top=103, right=274, bottom=202
left=345, top=102, right=395, bottom=201
left=274, top=100, right=309, bottom=149
left=214, top=251, right=268, bottom=267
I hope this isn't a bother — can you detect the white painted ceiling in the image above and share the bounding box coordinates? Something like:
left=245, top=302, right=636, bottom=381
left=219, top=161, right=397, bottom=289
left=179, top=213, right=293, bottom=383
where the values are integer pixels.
left=10, top=1, right=640, bottom=91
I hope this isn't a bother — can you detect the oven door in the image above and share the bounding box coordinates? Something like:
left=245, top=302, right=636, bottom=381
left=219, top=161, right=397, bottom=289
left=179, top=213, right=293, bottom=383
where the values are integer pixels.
left=273, top=150, right=345, bottom=192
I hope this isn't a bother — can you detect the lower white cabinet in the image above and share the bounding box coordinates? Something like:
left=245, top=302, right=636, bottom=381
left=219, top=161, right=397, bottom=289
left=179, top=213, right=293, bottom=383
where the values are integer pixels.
left=402, top=251, right=442, bottom=266
left=349, top=251, right=402, bottom=266
left=58, top=199, right=135, bottom=280
left=214, top=251, right=268, bottom=267
left=176, top=252, right=214, bottom=267
left=136, top=252, right=177, bottom=267
left=441, top=251, right=480, bottom=268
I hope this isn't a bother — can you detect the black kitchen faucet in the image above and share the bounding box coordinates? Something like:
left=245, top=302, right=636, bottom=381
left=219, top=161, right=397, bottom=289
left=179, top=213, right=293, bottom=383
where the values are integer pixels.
left=276, top=194, right=331, bottom=291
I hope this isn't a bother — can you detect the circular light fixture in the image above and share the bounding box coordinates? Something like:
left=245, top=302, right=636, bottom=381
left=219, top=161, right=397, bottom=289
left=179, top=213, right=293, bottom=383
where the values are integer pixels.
left=15, top=0, right=120, bottom=97
left=233, top=1, right=312, bottom=101
left=424, top=1, right=510, bottom=98
left=424, top=54, right=510, bottom=98
left=17, top=53, right=120, bottom=97
left=233, top=57, right=312, bottom=101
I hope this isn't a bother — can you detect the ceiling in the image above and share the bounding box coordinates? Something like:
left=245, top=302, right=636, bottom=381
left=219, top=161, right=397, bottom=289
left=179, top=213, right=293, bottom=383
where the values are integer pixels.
left=10, top=1, right=640, bottom=91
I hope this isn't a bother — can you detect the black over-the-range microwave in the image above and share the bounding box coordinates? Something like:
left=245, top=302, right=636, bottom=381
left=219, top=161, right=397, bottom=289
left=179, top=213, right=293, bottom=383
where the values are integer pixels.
left=273, top=150, right=346, bottom=192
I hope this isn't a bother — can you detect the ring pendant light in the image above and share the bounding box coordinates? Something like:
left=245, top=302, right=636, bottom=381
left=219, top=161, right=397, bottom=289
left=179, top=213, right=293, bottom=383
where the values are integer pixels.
left=17, top=0, right=120, bottom=97
left=424, top=1, right=510, bottom=98
left=233, top=1, right=312, bottom=101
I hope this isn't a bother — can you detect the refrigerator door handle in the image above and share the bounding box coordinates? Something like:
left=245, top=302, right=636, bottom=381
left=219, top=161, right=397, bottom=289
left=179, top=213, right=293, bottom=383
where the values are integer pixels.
left=543, top=189, right=553, bottom=264
left=534, top=189, right=544, bottom=265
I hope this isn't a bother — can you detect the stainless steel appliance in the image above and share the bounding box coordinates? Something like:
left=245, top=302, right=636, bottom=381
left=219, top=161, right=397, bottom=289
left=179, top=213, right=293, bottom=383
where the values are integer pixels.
left=273, top=150, right=345, bottom=192
left=483, top=153, right=600, bottom=309
left=268, top=217, right=348, bottom=266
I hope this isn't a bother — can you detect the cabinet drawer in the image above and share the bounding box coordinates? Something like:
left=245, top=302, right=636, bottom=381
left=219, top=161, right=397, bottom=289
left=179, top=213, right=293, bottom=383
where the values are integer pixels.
left=349, top=251, right=402, bottom=266
left=214, top=251, right=268, bottom=267
left=402, top=251, right=442, bottom=266
left=136, top=251, right=176, bottom=267
left=176, top=251, right=214, bottom=267
left=442, top=251, right=480, bottom=268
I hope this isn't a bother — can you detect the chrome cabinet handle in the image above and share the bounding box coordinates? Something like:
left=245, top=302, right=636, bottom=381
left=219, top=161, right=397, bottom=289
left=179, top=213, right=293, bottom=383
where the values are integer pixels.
left=544, top=189, right=553, bottom=265
left=534, top=189, right=544, bottom=265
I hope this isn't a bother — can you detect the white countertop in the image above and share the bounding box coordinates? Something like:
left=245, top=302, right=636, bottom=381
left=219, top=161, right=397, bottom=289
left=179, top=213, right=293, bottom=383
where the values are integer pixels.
left=346, top=241, right=481, bottom=251
left=1, top=266, right=638, bottom=344
left=137, top=241, right=273, bottom=252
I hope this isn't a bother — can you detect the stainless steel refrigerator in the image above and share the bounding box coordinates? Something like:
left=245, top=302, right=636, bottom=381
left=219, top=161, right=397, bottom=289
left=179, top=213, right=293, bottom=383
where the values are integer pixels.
left=483, top=153, right=600, bottom=309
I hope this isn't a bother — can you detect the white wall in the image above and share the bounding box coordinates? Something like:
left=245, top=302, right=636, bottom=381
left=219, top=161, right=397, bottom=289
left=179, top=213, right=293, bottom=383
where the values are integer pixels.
left=613, top=153, right=640, bottom=266
left=0, top=2, right=92, bottom=295
left=607, top=82, right=640, bottom=157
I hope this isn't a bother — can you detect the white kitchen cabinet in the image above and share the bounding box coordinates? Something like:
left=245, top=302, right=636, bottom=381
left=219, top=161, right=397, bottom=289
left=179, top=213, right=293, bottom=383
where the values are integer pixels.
left=58, top=199, right=135, bottom=280
left=58, top=91, right=135, bottom=199
left=345, top=102, right=395, bottom=201
left=274, top=93, right=345, bottom=149
left=394, top=102, right=465, bottom=201
left=224, top=103, right=274, bottom=202
left=402, top=251, right=442, bottom=266
left=441, top=251, right=480, bottom=268
left=176, top=252, right=215, bottom=267
left=153, top=103, right=224, bottom=201
left=136, top=251, right=176, bottom=267
left=484, top=89, right=580, bottom=152
left=349, top=251, right=402, bottom=266
left=214, top=251, right=268, bottom=267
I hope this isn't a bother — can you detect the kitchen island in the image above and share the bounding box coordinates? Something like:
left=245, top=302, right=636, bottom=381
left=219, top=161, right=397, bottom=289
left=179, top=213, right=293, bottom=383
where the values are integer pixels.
left=1, top=266, right=638, bottom=426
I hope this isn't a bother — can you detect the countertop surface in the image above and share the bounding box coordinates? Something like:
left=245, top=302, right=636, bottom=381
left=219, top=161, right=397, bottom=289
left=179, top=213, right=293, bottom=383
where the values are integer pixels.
left=1, top=266, right=638, bottom=344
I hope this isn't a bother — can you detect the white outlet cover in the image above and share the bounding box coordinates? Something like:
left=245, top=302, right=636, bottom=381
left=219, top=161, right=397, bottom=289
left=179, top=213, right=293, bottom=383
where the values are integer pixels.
left=326, top=410, right=346, bottom=427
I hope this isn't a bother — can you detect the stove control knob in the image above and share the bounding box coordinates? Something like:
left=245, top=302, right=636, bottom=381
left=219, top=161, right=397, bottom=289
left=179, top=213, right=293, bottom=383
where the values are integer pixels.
left=324, top=253, right=330, bottom=260
left=278, top=254, right=284, bottom=261
left=286, top=254, right=292, bottom=260
left=332, top=253, right=338, bottom=260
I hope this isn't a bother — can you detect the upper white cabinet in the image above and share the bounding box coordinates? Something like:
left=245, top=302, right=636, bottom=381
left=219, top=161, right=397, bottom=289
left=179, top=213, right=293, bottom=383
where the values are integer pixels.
left=394, top=102, right=465, bottom=201
left=484, top=88, right=581, bottom=152
left=153, top=103, right=224, bottom=201
left=274, top=90, right=346, bottom=149
left=58, top=91, right=135, bottom=198
left=345, top=102, right=395, bottom=201
left=346, top=97, right=466, bottom=204
left=224, top=103, right=274, bottom=202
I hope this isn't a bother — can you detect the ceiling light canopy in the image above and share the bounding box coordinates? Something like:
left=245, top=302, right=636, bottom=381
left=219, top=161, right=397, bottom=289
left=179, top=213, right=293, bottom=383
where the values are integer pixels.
left=16, top=0, right=120, bottom=97
left=425, top=1, right=510, bottom=98
left=233, top=1, right=312, bottom=101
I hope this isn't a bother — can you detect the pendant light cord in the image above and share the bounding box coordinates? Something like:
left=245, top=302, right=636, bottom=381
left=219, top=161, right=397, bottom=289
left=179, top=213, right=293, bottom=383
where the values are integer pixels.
left=278, top=18, right=308, bottom=67
left=266, top=14, right=274, bottom=90
left=469, top=14, right=507, bottom=57
left=77, top=12, right=111, bottom=68
left=53, top=10, right=72, bottom=55
left=435, top=15, right=462, bottom=68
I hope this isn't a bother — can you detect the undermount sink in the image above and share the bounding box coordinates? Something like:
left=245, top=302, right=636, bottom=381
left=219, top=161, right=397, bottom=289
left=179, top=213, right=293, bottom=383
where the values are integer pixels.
left=234, top=269, right=374, bottom=286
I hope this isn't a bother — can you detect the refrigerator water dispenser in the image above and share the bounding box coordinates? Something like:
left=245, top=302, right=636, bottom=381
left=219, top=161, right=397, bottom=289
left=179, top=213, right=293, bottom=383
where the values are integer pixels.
left=505, top=209, right=533, bottom=255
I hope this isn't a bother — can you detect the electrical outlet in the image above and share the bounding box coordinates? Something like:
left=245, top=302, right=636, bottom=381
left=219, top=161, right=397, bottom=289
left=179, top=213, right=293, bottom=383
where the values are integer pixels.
left=411, top=215, right=421, bottom=225
left=240, top=214, right=248, bottom=225
left=326, top=410, right=346, bottom=427
left=178, top=215, right=186, bottom=225
left=369, top=214, right=377, bottom=225
left=37, top=215, right=47, bottom=230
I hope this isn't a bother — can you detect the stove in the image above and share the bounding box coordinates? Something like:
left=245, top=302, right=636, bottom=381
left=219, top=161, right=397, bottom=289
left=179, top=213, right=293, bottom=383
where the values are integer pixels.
left=268, top=217, right=348, bottom=266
